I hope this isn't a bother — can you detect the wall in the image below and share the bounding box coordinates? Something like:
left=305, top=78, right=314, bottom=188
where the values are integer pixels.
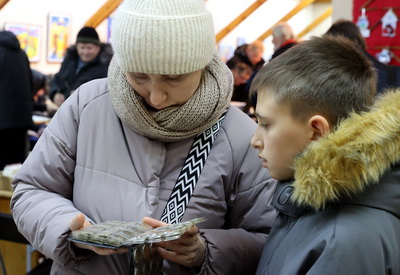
left=1, top=0, right=339, bottom=74
left=332, top=0, right=353, bottom=21
left=207, top=0, right=332, bottom=61
left=0, top=0, right=109, bottom=74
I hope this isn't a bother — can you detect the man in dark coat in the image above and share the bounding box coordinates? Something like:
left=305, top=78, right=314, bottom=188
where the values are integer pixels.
left=270, top=22, right=298, bottom=60
left=0, top=31, right=33, bottom=170
left=49, top=27, right=111, bottom=106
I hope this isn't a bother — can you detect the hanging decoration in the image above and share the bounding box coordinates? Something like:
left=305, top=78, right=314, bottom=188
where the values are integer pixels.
left=381, top=8, right=397, bottom=37
left=353, top=0, right=400, bottom=65
left=376, top=48, right=392, bottom=63
left=357, top=8, right=371, bottom=37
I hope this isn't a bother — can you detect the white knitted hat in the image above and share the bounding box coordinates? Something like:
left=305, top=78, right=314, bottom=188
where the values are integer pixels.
left=111, top=0, right=216, bottom=74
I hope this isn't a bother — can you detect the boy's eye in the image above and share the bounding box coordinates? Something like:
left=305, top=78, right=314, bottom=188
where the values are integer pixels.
left=259, top=123, right=270, bottom=130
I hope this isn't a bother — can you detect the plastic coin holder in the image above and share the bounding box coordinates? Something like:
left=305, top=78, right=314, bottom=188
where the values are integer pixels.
left=69, top=217, right=206, bottom=249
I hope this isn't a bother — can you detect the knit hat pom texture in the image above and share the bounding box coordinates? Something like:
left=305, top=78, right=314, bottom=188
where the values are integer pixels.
left=112, top=0, right=215, bottom=74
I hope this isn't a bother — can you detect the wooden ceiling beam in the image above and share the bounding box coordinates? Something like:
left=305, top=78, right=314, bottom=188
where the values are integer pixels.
left=85, top=0, right=122, bottom=28
left=0, top=0, right=10, bottom=10
left=255, top=0, right=317, bottom=42
left=297, top=5, right=332, bottom=39
left=216, top=0, right=269, bottom=43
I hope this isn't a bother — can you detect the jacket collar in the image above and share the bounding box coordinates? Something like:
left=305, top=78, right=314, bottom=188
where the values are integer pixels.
left=291, top=90, right=400, bottom=211
left=272, top=181, right=309, bottom=218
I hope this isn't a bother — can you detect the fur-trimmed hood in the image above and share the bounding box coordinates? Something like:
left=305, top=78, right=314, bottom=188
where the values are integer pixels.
left=292, top=90, right=400, bottom=212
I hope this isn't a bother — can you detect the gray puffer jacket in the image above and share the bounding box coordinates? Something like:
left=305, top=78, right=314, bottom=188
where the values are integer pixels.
left=11, top=78, right=277, bottom=275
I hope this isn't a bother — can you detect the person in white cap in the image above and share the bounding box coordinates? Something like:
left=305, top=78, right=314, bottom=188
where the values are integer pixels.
left=11, top=0, right=277, bottom=274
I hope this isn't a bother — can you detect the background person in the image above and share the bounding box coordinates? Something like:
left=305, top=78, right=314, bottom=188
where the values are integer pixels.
left=29, top=69, right=58, bottom=151
left=325, top=19, right=400, bottom=94
left=0, top=31, right=33, bottom=170
left=270, top=22, right=298, bottom=60
left=11, top=0, right=277, bottom=274
left=227, top=41, right=265, bottom=105
left=49, top=26, right=111, bottom=106
left=226, top=40, right=265, bottom=113
left=226, top=40, right=265, bottom=71
left=246, top=22, right=298, bottom=114
left=32, top=69, right=58, bottom=117
left=229, top=61, right=253, bottom=103
left=251, top=35, right=400, bottom=274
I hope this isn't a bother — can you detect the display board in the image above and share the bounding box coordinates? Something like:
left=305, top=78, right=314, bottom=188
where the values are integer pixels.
left=353, top=0, right=400, bottom=65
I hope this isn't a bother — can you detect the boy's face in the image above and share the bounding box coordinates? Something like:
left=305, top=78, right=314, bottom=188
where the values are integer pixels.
left=251, top=91, right=315, bottom=180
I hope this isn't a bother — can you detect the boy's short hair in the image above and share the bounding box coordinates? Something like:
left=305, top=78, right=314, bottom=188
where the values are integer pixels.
left=250, top=35, right=377, bottom=126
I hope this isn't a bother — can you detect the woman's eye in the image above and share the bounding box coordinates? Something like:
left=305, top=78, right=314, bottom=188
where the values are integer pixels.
left=163, top=75, right=182, bottom=81
left=134, top=74, right=148, bottom=80
left=259, top=123, right=270, bottom=129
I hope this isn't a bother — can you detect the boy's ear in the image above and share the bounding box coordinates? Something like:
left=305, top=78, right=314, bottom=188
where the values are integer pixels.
left=308, top=115, right=330, bottom=141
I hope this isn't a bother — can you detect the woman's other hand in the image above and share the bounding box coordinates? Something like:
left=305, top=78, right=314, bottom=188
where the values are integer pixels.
left=142, top=217, right=206, bottom=267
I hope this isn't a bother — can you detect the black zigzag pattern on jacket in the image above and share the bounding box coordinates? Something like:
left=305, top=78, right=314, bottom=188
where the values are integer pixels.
left=161, top=112, right=227, bottom=224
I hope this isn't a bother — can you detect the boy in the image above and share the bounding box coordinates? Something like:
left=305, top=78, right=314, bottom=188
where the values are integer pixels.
left=251, top=35, right=400, bottom=274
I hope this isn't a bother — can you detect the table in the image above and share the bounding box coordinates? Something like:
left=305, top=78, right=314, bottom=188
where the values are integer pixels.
left=32, top=115, right=51, bottom=126
left=0, top=175, right=41, bottom=274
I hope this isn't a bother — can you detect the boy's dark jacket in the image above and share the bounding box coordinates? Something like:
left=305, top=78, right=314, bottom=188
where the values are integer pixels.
left=257, top=90, right=400, bottom=275
left=49, top=44, right=111, bottom=101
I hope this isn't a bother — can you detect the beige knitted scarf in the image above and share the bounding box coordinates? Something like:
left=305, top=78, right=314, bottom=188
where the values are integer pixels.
left=108, top=53, right=233, bottom=142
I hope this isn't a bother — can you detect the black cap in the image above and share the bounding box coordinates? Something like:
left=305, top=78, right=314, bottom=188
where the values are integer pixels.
left=76, top=27, right=100, bottom=45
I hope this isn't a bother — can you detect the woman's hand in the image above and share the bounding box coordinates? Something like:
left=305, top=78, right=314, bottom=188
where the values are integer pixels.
left=69, top=213, right=128, bottom=255
left=142, top=217, right=206, bottom=267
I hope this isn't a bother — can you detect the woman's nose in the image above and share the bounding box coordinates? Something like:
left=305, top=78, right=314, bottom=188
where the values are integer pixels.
left=149, top=84, right=166, bottom=107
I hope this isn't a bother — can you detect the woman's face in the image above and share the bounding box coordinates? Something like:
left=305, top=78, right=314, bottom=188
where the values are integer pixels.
left=125, top=70, right=203, bottom=110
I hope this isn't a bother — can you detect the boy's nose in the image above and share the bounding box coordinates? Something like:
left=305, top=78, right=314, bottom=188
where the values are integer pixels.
left=250, top=133, right=262, bottom=149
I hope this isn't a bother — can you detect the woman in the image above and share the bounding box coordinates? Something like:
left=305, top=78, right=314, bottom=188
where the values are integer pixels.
left=11, top=0, right=276, bottom=274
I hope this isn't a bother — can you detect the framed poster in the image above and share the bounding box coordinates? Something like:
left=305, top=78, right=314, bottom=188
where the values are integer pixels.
left=4, top=22, right=41, bottom=62
left=217, top=43, right=234, bottom=63
left=107, top=16, right=114, bottom=43
left=47, top=13, right=71, bottom=63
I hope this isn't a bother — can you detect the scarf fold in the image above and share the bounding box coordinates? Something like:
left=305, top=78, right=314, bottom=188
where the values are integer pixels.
left=108, top=52, right=233, bottom=142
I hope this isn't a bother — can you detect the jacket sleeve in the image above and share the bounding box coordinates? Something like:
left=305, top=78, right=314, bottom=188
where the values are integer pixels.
left=11, top=88, right=93, bottom=267
left=199, top=125, right=277, bottom=275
